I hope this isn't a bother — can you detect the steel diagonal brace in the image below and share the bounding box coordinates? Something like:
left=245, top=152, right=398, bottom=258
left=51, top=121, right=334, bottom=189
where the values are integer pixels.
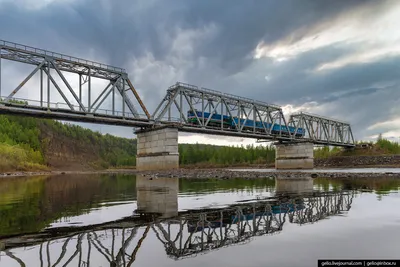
left=267, top=109, right=275, bottom=126
left=154, top=89, right=179, bottom=121
left=349, top=126, right=355, bottom=145
left=222, top=99, right=238, bottom=130
left=182, top=90, right=203, bottom=126
left=279, top=111, right=292, bottom=139
left=270, top=112, right=282, bottom=135
left=205, top=99, right=221, bottom=127
left=93, top=80, right=120, bottom=113
left=126, top=78, right=151, bottom=119
left=240, top=107, right=253, bottom=131
left=338, top=124, right=345, bottom=143
left=303, top=116, right=314, bottom=140
left=322, top=121, right=330, bottom=143
left=173, top=99, right=188, bottom=123
left=42, top=67, right=75, bottom=111
left=289, top=115, right=302, bottom=139
left=6, top=60, right=46, bottom=100
left=152, top=92, right=170, bottom=119
left=90, top=82, right=112, bottom=110
left=303, top=119, right=313, bottom=140
left=115, top=81, right=139, bottom=117
left=49, top=59, right=86, bottom=112
left=204, top=100, right=210, bottom=111
left=255, top=108, right=269, bottom=134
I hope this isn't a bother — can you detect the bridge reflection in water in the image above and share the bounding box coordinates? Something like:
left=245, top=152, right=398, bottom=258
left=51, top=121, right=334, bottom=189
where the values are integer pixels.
left=0, top=177, right=356, bottom=266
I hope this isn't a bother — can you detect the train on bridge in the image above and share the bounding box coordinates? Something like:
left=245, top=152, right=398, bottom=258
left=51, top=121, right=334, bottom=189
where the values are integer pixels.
left=188, top=110, right=306, bottom=137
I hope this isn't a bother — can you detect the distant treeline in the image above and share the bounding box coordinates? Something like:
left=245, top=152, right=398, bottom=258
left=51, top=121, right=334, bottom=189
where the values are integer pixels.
left=1, top=114, right=399, bottom=171
left=179, top=143, right=276, bottom=167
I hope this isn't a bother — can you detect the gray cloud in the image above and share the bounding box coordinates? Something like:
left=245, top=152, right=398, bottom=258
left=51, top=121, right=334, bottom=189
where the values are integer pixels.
left=0, top=0, right=398, bottom=142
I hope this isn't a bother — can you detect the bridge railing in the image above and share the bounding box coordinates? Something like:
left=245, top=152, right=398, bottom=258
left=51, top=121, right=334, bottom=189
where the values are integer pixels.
left=0, top=39, right=126, bottom=73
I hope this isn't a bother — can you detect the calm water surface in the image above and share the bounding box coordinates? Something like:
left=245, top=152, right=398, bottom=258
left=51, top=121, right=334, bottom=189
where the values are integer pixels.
left=231, top=167, right=400, bottom=173
left=0, top=174, right=399, bottom=267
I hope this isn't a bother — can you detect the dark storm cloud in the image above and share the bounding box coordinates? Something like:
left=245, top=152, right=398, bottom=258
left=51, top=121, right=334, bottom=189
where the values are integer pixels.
left=172, top=0, right=378, bottom=73
left=0, top=0, right=397, bottom=141
left=0, top=0, right=378, bottom=70
left=320, top=87, right=379, bottom=104
left=260, top=48, right=400, bottom=104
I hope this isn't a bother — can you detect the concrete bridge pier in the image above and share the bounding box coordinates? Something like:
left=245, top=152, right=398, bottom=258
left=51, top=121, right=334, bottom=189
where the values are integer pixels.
left=136, top=127, right=179, bottom=171
left=275, top=142, right=314, bottom=169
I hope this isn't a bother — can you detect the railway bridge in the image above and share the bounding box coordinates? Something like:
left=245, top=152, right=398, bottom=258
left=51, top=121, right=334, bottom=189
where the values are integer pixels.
left=0, top=39, right=355, bottom=170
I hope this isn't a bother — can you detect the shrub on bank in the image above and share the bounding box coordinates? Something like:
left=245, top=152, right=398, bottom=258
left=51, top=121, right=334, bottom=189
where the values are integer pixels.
left=0, top=143, right=47, bottom=172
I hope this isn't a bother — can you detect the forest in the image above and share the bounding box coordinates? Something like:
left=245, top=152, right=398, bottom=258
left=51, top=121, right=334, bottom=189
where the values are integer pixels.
left=0, top=115, right=137, bottom=171
left=0, top=114, right=398, bottom=171
left=179, top=143, right=275, bottom=167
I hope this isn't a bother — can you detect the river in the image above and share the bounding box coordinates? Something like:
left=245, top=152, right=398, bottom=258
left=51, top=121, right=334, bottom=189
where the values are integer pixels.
left=0, top=174, right=399, bottom=267
left=230, top=167, right=400, bottom=173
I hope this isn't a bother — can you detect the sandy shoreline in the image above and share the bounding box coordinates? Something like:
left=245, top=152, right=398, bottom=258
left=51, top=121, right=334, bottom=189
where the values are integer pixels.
left=1, top=167, right=400, bottom=179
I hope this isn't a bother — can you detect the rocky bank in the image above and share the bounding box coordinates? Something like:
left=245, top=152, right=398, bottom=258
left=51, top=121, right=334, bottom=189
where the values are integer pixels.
left=315, top=155, right=400, bottom=168
left=3, top=167, right=399, bottom=180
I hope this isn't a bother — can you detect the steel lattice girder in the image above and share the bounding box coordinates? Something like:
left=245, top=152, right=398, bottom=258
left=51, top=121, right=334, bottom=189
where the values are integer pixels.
left=288, top=112, right=355, bottom=146
left=0, top=39, right=150, bottom=119
left=153, top=82, right=289, bottom=137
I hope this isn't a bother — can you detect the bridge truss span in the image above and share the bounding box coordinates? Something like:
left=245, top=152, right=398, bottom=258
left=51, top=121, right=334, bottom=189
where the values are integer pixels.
left=153, top=82, right=355, bottom=147
left=287, top=112, right=355, bottom=147
left=0, top=39, right=151, bottom=126
left=153, top=82, right=290, bottom=139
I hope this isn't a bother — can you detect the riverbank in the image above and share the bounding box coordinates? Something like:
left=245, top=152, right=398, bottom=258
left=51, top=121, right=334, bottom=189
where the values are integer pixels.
left=315, top=155, right=400, bottom=168
left=2, top=167, right=400, bottom=180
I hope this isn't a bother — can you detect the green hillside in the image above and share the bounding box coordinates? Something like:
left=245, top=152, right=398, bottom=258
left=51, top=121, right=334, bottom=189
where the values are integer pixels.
left=0, top=115, right=137, bottom=171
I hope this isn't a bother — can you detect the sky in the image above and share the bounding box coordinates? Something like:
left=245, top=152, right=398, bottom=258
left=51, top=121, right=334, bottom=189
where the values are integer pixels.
left=1, top=0, right=400, bottom=145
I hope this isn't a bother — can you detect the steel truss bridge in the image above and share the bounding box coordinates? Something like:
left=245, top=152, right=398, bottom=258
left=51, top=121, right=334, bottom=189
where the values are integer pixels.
left=0, top=39, right=355, bottom=147
left=0, top=190, right=355, bottom=266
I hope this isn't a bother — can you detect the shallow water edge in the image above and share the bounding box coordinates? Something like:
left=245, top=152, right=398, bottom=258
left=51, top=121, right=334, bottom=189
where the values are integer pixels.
left=2, top=167, right=400, bottom=180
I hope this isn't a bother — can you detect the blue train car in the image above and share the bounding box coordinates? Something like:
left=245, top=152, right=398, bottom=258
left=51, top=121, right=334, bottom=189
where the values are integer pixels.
left=233, top=117, right=305, bottom=137
left=187, top=110, right=232, bottom=126
left=187, top=110, right=305, bottom=137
